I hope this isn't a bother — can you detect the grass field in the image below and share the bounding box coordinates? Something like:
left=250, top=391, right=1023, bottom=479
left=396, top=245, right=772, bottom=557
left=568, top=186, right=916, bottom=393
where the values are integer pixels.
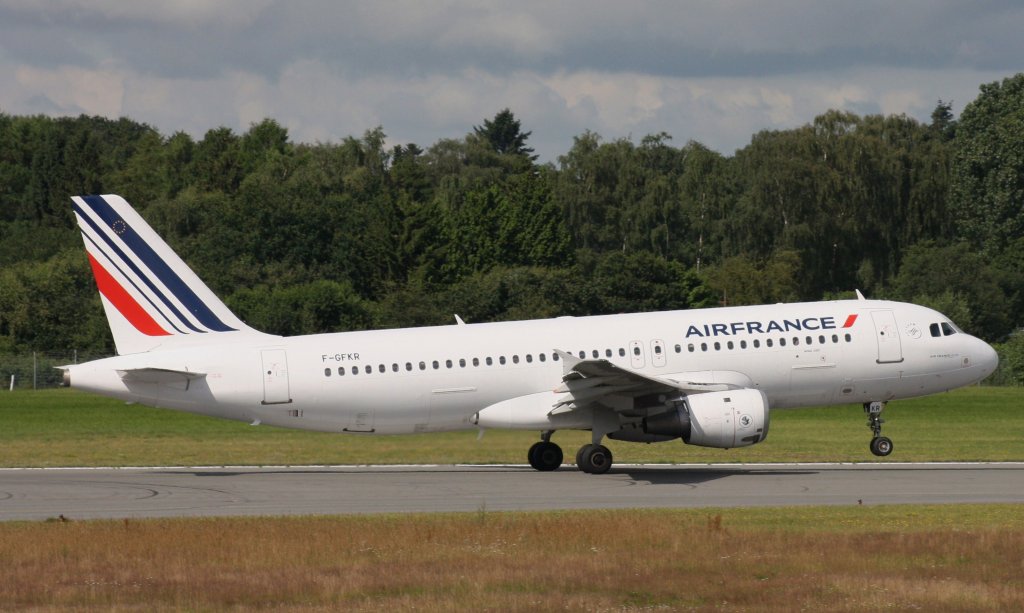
left=2, top=505, right=1022, bottom=610
left=0, top=386, right=1022, bottom=467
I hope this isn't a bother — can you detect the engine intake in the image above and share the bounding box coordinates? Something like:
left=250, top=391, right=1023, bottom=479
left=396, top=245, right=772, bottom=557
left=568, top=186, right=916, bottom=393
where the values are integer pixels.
left=642, top=389, right=769, bottom=449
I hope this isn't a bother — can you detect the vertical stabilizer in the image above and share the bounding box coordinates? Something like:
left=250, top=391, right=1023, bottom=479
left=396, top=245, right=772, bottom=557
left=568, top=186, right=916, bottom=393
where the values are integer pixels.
left=72, top=194, right=269, bottom=354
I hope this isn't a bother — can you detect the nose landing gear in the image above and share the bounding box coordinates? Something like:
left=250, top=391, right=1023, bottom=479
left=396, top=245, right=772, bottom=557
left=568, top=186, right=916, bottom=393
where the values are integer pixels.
left=864, top=401, right=893, bottom=457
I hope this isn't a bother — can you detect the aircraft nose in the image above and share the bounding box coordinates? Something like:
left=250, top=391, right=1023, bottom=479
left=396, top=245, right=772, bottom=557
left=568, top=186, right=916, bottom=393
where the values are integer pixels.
left=977, top=339, right=999, bottom=379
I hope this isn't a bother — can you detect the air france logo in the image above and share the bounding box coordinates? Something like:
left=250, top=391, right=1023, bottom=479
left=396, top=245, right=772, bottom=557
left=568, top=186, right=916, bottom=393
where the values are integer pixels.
left=685, top=314, right=858, bottom=338
left=739, top=414, right=753, bottom=428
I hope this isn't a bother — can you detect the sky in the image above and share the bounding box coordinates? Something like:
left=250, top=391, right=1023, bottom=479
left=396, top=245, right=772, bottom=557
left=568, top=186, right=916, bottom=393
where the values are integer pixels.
left=0, top=0, right=1021, bottom=162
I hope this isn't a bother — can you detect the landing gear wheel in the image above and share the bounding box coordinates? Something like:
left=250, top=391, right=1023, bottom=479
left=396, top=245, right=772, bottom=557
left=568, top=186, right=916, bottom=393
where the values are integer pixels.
left=863, top=401, right=893, bottom=458
left=575, top=444, right=593, bottom=468
left=577, top=444, right=613, bottom=474
left=527, top=441, right=563, bottom=471
left=870, top=436, right=893, bottom=457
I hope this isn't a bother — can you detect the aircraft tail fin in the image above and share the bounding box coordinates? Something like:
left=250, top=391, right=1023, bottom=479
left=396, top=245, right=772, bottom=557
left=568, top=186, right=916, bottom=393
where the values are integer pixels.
left=71, top=194, right=270, bottom=355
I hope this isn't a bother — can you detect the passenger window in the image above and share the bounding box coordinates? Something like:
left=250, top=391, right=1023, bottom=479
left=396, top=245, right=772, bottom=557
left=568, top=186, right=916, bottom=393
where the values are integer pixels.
left=806, top=336, right=813, bottom=345
left=365, top=365, right=372, bottom=374
left=539, top=353, right=546, bottom=362
left=767, top=339, right=773, bottom=348
left=753, top=340, right=760, bottom=348
left=419, top=361, right=426, bottom=370
left=459, top=358, right=466, bottom=367
left=655, top=345, right=663, bottom=355
left=832, top=334, right=839, bottom=343
left=688, top=343, right=695, bottom=352
left=619, top=348, right=626, bottom=357
left=445, top=359, right=453, bottom=368
left=473, top=357, right=480, bottom=366
left=793, top=337, right=799, bottom=346
left=406, top=362, right=413, bottom=371
left=714, top=342, right=721, bottom=351
left=552, top=353, right=560, bottom=361
left=674, top=344, right=681, bottom=353
left=701, top=342, right=708, bottom=351
left=324, top=368, right=331, bottom=377
left=818, top=335, right=825, bottom=344
left=578, top=351, right=585, bottom=359
left=352, top=367, right=358, bottom=375
left=339, top=367, right=346, bottom=376
left=633, top=347, right=640, bottom=356
left=500, top=356, right=507, bottom=365
left=844, top=333, right=852, bottom=342
left=432, top=360, right=439, bottom=370
left=526, top=354, right=533, bottom=363
left=726, top=341, right=734, bottom=350
left=378, top=364, right=385, bottom=373
left=740, top=340, right=747, bottom=349
left=929, top=323, right=941, bottom=337
left=941, top=322, right=956, bottom=336
left=486, top=357, right=493, bottom=366
left=780, top=338, right=787, bottom=347
left=392, top=363, right=399, bottom=372
left=512, top=355, right=520, bottom=364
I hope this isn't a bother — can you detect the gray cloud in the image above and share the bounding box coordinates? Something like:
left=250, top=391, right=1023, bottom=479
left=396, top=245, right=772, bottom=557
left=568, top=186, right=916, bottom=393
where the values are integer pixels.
left=1, top=0, right=1021, bottom=160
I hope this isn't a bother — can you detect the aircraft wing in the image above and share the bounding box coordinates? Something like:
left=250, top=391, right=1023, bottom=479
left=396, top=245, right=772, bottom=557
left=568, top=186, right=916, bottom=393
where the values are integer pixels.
left=550, top=349, right=747, bottom=416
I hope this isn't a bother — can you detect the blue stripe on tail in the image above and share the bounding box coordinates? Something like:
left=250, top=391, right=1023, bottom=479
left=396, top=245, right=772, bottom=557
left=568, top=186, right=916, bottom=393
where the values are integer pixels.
left=80, top=195, right=237, bottom=333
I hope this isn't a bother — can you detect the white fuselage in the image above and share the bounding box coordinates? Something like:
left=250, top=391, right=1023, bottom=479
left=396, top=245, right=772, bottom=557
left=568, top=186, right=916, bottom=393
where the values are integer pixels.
left=68, top=299, right=998, bottom=436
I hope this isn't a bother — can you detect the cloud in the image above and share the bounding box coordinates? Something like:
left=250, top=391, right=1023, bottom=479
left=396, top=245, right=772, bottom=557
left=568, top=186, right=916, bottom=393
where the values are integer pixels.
left=0, top=1, right=1020, bottom=161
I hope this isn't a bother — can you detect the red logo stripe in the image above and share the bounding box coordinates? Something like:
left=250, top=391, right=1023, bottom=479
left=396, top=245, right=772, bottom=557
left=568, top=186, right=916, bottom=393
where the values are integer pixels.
left=842, top=314, right=858, bottom=328
left=87, top=253, right=171, bottom=337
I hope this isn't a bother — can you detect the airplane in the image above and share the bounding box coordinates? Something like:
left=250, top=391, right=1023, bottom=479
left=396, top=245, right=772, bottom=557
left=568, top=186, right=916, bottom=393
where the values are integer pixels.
left=63, top=194, right=1000, bottom=473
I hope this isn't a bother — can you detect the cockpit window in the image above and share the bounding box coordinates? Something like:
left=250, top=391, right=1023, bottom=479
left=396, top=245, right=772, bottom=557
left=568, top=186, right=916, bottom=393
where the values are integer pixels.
left=929, top=323, right=941, bottom=337
left=941, top=322, right=956, bottom=336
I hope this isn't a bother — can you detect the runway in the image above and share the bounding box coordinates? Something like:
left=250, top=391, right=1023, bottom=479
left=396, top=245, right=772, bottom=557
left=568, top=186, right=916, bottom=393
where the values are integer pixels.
left=2, top=463, right=1022, bottom=521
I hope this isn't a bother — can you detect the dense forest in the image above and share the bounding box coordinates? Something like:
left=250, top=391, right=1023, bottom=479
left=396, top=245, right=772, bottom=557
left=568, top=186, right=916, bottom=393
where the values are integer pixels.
left=2, top=73, right=1023, bottom=384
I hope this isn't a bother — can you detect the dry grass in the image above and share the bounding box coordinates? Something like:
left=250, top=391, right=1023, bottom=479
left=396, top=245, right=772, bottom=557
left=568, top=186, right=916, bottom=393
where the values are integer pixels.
left=1, top=506, right=1022, bottom=611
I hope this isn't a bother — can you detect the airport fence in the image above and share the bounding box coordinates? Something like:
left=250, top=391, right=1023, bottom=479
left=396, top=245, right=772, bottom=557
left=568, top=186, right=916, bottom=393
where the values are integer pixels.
left=1, top=351, right=113, bottom=391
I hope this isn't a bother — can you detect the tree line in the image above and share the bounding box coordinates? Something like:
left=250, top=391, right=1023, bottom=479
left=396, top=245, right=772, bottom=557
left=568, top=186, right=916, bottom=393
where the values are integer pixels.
left=2, top=77, right=1023, bottom=383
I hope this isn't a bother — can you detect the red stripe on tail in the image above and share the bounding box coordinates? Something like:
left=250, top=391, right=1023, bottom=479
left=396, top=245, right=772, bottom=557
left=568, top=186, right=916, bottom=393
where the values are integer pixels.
left=87, top=253, right=171, bottom=337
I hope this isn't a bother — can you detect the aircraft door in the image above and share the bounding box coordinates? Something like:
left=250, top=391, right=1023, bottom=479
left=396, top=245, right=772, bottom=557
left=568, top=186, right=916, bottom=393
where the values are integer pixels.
left=260, top=349, right=292, bottom=404
left=871, top=311, right=904, bottom=364
left=629, top=340, right=645, bottom=369
left=651, top=339, right=667, bottom=368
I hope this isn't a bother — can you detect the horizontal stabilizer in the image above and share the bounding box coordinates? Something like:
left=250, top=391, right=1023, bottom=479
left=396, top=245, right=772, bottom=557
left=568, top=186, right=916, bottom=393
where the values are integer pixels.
left=117, top=367, right=206, bottom=388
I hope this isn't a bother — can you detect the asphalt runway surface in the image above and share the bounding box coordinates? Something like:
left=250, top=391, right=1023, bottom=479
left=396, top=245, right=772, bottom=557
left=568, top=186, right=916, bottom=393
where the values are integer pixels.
left=2, top=463, right=1022, bottom=521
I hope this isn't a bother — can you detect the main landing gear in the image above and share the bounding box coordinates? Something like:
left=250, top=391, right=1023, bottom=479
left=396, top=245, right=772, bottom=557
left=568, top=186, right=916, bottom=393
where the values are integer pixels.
left=526, top=431, right=614, bottom=474
left=864, top=401, right=893, bottom=457
left=527, top=431, right=563, bottom=471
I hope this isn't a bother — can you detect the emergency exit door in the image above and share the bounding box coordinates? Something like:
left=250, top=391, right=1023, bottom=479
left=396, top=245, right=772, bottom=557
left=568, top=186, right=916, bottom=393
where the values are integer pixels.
left=261, top=349, right=292, bottom=404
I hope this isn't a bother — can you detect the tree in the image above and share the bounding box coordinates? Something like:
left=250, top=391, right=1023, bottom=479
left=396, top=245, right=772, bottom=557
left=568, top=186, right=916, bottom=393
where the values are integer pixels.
left=951, top=73, right=1024, bottom=255
left=473, top=109, right=536, bottom=159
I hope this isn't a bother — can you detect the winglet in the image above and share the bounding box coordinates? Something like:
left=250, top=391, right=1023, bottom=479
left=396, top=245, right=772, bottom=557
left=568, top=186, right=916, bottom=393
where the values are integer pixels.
left=855, top=289, right=866, bottom=300
left=454, top=314, right=466, bottom=325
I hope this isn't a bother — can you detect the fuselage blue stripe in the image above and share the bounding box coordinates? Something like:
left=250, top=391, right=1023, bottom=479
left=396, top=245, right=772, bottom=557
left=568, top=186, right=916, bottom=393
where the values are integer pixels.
left=80, top=195, right=236, bottom=332
left=73, top=201, right=205, bottom=334
left=80, top=229, right=187, bottom=335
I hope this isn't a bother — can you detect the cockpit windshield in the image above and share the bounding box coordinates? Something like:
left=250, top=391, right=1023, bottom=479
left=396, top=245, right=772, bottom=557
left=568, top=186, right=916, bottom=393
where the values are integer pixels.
left=929, top=322, right=959, bottom=337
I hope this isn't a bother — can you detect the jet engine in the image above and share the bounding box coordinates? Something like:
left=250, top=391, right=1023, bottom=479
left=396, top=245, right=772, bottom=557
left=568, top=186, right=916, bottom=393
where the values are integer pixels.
left=642, top=389, right=769, bottom=449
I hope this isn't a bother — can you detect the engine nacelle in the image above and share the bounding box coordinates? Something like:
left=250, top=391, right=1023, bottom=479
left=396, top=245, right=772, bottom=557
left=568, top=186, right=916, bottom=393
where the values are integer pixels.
left=643, top=389, right=769, bottom=449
